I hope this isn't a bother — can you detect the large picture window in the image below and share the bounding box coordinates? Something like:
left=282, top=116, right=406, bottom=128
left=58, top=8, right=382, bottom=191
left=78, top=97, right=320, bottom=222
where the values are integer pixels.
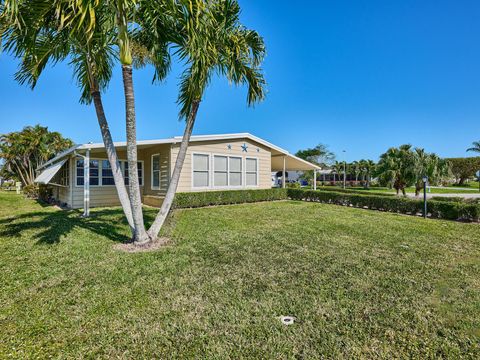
left=245, top=158, right=258, bottom=186
left=193, top=154, right=209, bottom=188
left=192, top=153, right=259, bottom=189
left=151, top=155, right=161, bottom=189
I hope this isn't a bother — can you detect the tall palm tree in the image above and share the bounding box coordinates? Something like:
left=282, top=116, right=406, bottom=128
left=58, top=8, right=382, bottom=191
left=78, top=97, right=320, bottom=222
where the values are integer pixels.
left=351, top=161, right=361, bottom=183
left=1, top=0, right=135, bottom=231
left=467, top=141, right=480, bottom=154
left=332, top=161, right=344, bottom=186
left=361, top=159, right=376, bottom=188
left=147, top=0, right=266, bottom=238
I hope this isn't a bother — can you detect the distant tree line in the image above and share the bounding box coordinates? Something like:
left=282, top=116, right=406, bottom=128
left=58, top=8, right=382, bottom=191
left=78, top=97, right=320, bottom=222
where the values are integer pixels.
left=295, top=142, right=480, bottom=196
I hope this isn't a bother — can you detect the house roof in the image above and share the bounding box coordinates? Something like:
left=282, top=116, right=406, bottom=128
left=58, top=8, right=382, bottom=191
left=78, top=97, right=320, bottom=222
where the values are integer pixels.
left=38, top=133, right=321, bottom=171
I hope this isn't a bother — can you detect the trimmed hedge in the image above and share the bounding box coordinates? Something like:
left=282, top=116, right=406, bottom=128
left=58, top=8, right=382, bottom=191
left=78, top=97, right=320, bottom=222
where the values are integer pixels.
left=173, top=188, right=288, bottom=209
left=431, top=196, right=479, bottom=204
left=287, top=189, right=480, bottom=222
left=171, top=188, right=479, bottom=222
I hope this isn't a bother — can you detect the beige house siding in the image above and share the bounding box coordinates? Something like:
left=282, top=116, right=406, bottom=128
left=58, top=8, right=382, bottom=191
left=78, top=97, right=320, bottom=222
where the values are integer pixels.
left=141, top=145, right=170, bottom=196
left=53, top=139, right=274, bottom=209
left=171, top=139, right=272, bottom=193
left=51, top=185, right=69, bottom=205
left=68, top=146, right=170, bottom=209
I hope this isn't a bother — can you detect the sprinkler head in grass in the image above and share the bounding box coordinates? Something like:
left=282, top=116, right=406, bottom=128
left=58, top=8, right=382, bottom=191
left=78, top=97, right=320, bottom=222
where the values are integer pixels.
left=280, top=316, right=295, bottom=325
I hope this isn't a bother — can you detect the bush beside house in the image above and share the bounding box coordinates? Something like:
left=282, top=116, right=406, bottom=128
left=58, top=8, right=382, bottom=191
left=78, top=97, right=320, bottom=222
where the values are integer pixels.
left=173, top=188, right=289, bottom=209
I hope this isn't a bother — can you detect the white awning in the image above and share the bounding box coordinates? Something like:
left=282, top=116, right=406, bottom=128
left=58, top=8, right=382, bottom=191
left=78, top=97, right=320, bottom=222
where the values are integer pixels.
left=34, top=159, right=67, bottom=184
left=271, top=154, right=320, bottom=171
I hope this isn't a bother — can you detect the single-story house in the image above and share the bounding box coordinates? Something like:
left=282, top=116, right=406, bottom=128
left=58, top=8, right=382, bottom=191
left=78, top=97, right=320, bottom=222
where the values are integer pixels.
left=35, top=133, right=320, bottom=210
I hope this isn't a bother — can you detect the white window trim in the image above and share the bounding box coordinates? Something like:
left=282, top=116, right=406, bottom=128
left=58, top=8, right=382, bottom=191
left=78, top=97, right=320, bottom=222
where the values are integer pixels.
left=245, top=157, right=260, bottom=188
left=151, top=153, right=161, bottom=190
left=74, top=157, right=144, bottom=188
left=191, top=152, right=260, bottom=190
left=191, top=152, right=211, bottom=190
left=212, top=153, right=244, bottom=189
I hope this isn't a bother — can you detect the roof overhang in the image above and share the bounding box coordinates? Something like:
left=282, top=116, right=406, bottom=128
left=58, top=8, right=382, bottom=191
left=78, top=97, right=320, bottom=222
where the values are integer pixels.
left=34, top=159, right=68, bottom=184
left=271, top=154, right=320, bottom=171
left=38, top=133, right=321, bottom=172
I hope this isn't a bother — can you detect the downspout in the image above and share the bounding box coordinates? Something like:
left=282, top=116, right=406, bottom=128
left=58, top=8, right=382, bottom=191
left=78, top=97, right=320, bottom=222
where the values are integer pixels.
left=69, top=156, right=74, bottom=208
left=75, top=149, right=91, bottom=217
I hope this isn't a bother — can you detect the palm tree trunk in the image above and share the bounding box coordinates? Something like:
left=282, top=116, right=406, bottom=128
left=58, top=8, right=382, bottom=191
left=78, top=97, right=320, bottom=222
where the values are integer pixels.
left=13, top=161, right=28, bottom=185
left=91, top=90, right=134, bottom=232
left=148, top=100, right=200, bottom=239
left=122, top=65, right=150, bottom=244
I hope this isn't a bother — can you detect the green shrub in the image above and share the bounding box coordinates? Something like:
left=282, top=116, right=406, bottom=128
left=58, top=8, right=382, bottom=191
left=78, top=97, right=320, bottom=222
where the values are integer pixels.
left=430, top=196, right=465, bottom=203
left=286, top=182, right=301, bottom=189
left=39, top=185, right=53, bottom=202
left=22, top=184, right=39, bottom=198
left=287, top=189, right=480, bottom=222
left=173, top=188, right=288, bottom=209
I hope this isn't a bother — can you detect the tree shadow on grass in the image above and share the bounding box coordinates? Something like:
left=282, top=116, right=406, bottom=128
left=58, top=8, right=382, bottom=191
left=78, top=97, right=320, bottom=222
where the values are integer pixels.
left=0, top=207, right=138, bottom=245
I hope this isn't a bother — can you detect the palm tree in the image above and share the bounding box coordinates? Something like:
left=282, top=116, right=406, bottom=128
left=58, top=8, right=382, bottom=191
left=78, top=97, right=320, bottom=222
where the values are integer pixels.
left=1, top=1, right=135, bottom=231
left=351, top=161, right=361, bottom=183
left=467, top=141, right=480, bottom=154
left=147, top=0, right=266, bottom=238
left=361, top=160, right=376, bottom=188
left=0, top=125, right=73, bottom=185
left=376, top=145, right=416, bottom=196
left=332, top=161, right=344, bottom=187
left=412, top=148, right=450, bottom=196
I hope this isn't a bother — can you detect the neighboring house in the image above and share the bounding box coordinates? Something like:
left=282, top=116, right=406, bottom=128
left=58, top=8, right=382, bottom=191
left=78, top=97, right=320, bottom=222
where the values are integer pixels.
left=35, top=133, right=320, bottom=210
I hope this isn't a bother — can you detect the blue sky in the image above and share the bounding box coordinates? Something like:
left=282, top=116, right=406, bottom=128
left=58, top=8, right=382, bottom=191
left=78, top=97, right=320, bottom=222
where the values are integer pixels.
left=1, top=0, right=479, bottom=162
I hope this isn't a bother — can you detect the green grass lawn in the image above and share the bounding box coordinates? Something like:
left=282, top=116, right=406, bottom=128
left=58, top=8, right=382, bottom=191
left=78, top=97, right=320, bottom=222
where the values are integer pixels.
left=1, top=191, right=480, bottom=358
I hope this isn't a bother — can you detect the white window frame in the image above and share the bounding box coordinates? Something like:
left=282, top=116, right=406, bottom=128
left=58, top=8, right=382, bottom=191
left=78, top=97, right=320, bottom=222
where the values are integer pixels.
left=228, top=156, right=243, bottom=188
left=75, top=158, right=100, bottom=187
left=245, top=157, right=259, bottom=188
left=212, top=153, right=244, bottom=189
left=190, top=152, right=260, bottom=190
left=74, top=157, right=144, bottom=188
left=212, top=154, right=228, bottom=188
left=191, top=152, right=211, bottom=190
left=151, top=153, right=161, bottom=190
